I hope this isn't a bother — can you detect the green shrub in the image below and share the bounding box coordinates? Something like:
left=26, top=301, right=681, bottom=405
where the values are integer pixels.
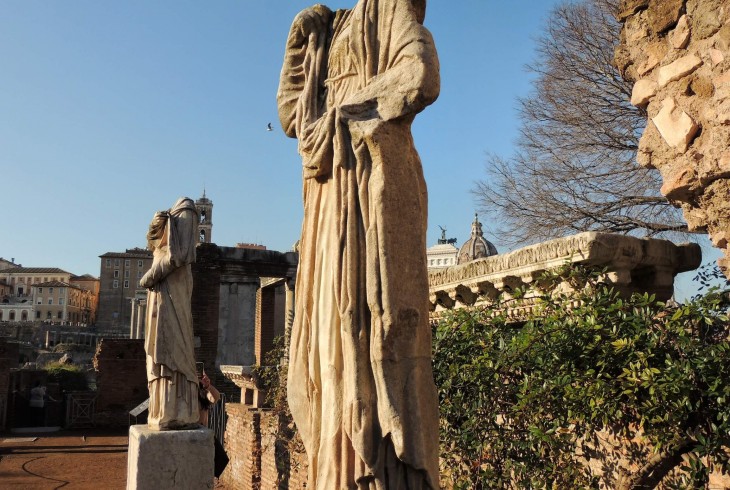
left=45, top=362, right=89, bottom=392
left=434, top=266, right=730, bottom=489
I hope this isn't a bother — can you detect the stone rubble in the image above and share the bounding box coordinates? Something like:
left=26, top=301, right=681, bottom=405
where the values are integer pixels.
left=616, top=0, right=730, bottom=275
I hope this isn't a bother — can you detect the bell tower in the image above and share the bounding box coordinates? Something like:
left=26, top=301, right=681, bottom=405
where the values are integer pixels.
left=195, top=190, right=213, bottom=244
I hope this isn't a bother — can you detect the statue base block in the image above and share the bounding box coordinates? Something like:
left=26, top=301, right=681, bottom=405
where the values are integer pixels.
left=127, top=424, right=214, bottom=490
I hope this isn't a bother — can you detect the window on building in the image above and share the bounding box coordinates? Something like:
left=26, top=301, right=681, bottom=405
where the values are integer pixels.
left=0, top=311, right=3, bottom=321
left=124, top=259, right=130, bottom=267
left=46, top=311, right=51, bottom=319
left=38, top=287, right=43, bottom=293
left=57, top=311, right=62, bottom=320
left=59, top=298, right=64, bottom=305
left=37, top=298, right=42, bottom=305
left=123, top=280, right=129, bottom=288
left=124, top=270, right=130, bottom=278
left=9, top=311, right=15, bottom=321
left=114, top=270, right=119, bottom=278
left=21, top=311, right=28, bottom=321
left=48, top=298, right=53, bottom=305
left=113, top=280, right=119, bottom=289
left=35, top=311, right=40, bottom=319
left=49, top=287, right=53, bottom=294
left=106, top=258, right=111, bottom=268
left=137, top=271, right=143, bottom=279
left=138, top=260, right=143, bottom=267
left=114, top=259, right=120, bottom=267
left=17, top=287, right=24, bottom=296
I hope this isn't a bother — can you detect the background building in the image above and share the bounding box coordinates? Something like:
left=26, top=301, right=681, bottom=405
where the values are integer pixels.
left=196, top=191, right=213, bottom=244
left=96, top=249, right=152, bottom=333
left=0, top=267, right=99, bottom=325
left=457, top=214, right=498, bottom=265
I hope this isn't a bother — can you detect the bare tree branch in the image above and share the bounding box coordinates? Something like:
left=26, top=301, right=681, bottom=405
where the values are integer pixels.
left=473, top=0, right=689, bottom=246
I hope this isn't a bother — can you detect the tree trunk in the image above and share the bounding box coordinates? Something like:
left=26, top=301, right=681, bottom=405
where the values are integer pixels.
left=617, top=438, right=695, bottom=490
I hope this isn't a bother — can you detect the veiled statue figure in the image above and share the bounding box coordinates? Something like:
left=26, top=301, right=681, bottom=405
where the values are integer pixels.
left=140, top=197, right=199, bottom=431
left=277, top=1, right=440, bottom=488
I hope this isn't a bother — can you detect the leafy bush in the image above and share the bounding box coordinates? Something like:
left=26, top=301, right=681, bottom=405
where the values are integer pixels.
left=434, top=266, right=730, bottom=489
left=45, top=362, right=89, bottom=392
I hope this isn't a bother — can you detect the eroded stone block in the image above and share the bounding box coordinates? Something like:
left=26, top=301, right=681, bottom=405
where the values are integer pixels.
left=127, top=425, right=214, bottom=490
left=652, top=97, right=700, bottom=152
left=631, top=79, right=658, bottom=106
left=657, top=54, right=703, bottom=87
left=670, top=15, right=691, bottom=49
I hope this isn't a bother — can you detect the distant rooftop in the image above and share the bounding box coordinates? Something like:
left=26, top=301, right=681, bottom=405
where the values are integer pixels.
left=99, top=248, right=152, bottom=259
left=32, top=280, right=82, bottom=290
left=0, top=267, right=70, bottom=275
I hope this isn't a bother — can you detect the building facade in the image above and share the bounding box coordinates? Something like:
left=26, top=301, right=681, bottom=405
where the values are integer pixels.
left=0, top=267, right=99, bottom=325
left=96, top=249, right=153, bottom=333
left=30, top=281, right=96, bottom=324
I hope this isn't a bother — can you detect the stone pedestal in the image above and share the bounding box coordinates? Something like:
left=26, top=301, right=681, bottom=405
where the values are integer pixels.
left=127, top=425, right=214, bottom=490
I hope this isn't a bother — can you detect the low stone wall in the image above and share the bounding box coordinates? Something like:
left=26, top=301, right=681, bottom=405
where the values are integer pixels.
left=429, top=232, right=701, bottom=318
left=221, top=404, right=307, bottom=490
left=92, top=339, right=147, bottom=427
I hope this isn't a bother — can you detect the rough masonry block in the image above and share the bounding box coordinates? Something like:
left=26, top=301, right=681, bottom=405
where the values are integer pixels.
left=127, top=425, right=214, bottom=490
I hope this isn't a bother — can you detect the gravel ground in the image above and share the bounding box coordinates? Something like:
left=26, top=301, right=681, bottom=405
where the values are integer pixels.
left=0, top=429, right=129, bottom=489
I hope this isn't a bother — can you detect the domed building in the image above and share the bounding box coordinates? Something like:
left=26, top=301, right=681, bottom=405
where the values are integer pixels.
left=457, top=214, right=498, bottom=264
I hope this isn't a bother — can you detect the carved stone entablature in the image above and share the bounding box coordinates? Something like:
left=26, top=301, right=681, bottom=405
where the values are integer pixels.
left=428, top=232, right=701, bottom=316
left=221, top=364, right=266, bottom=408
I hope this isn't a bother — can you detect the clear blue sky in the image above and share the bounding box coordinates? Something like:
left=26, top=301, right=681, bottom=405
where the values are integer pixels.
left=0, top=0, right=718, bottom=297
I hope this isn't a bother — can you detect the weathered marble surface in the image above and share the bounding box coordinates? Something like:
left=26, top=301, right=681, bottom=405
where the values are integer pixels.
left=277, top=0, right=440, bottom=488
left=615, top=0, right=730, bottom=276
left=127, top=425, right=214, bottom=490
left=140, top=197, right=199, bottom=430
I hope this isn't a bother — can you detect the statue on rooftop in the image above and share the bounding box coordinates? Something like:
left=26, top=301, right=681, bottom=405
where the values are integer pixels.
left=139, top=197, right=199, bottom=431
left=277, top=0, right=441, bottom=487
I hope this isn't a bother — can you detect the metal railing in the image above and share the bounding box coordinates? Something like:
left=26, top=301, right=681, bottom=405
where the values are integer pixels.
left=65, top=391, right=96, bottom=428
left=208, top=393, right=227, bottom=443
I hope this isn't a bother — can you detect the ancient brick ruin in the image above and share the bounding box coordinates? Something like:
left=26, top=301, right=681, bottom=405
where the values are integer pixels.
left=615, top=0, right=730, bottom=275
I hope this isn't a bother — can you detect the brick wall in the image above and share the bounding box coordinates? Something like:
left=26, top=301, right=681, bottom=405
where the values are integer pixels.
left=93, top=339, right=147, bottom=427
left=0, top=340, right=19, bottom=396
left=221, top=404, right=308, bottom=490
left=192, top=243, right=240, bottom=401
left=260, top=412, right=308, bottom=490
left=221, top=403, right=262, bottom=489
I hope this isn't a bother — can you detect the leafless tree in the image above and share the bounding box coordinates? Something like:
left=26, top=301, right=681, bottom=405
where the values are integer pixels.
left=473, top=0, right=689, bottom=247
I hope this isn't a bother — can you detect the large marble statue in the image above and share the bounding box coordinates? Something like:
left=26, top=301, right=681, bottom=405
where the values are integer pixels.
left=277, top=1, right=440, bottom=488
left=140, top=197, right=199, bottom=431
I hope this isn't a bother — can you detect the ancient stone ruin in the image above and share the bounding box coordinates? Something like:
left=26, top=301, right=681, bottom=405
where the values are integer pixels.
left=615, top=0, right=730, bottom=275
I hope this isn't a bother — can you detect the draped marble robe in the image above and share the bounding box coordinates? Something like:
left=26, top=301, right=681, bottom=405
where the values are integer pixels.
left=278, top=1, right=440, bottom=488
left=140, top=197, right=199, bottom=431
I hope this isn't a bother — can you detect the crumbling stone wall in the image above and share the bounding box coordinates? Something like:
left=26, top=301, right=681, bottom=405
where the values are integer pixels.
left=615, top=0, right=730, bottom=275
left=93, top=339, right=147, bottom=427
left=221, top=405, right=308, bottom=490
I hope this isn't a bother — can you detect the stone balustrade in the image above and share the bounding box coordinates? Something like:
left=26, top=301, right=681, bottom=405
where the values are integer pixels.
left=428, top=232, right=701, bottom=317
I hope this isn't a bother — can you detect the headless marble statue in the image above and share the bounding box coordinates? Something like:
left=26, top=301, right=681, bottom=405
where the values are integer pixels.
left=140, top=197, right=199, bottom=431
left=278, top=1, right=441, bottom=487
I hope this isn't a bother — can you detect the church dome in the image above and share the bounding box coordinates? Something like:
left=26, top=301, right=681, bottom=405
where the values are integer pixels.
left=457, top=214, right=498, bottom=264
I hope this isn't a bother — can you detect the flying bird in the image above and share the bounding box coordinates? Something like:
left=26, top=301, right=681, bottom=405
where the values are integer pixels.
left=267, top=123, right=273, bottom=131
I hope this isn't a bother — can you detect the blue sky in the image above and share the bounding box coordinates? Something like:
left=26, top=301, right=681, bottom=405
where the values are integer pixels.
left=0, top=1, right=718, bottom=297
